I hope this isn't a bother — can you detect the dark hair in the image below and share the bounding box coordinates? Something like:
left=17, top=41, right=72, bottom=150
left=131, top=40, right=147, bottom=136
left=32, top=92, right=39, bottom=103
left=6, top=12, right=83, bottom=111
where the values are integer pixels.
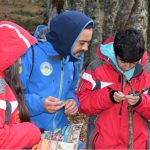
left=114, top=28, right=145, bottom=63
left=5, top=61, right=30, bottom=122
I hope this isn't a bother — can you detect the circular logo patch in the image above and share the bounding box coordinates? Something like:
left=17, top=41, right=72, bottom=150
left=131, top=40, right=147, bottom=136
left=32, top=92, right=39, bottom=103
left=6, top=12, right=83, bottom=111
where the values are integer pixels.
left=40, top=62, right=53, bottom=76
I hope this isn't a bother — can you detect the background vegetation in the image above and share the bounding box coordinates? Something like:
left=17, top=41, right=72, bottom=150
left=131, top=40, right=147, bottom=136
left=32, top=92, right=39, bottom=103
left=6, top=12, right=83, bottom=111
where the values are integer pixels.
left=0, top=0, right=45, bottom=33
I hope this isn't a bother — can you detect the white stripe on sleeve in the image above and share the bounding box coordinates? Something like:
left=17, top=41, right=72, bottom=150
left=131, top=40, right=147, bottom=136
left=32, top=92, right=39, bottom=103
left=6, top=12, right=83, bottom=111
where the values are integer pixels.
left=10, top=101, right=18, bottom=113
left=101, top=81, right=113, bottom=88
left=0, top=99, right=6, bottom=110
left=82, top=73, right=96, bottom=90
left=82, top=72, right=114, bottom=90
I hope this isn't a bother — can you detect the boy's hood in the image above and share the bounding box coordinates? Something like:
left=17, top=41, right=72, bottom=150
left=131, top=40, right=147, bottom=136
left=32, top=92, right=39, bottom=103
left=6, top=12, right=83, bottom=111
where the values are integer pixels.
left=0, top=21, right=37, bottom=72
left=46, top=10, right=93, bottom=62
left=100, top=41, right=135, bottom=80
left=97, top=37, right=147, bottom=80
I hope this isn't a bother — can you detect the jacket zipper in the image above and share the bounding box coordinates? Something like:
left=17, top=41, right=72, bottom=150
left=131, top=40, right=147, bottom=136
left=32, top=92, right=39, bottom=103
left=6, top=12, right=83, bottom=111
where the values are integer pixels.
left=53, top=61, right=64, bottom=130
left=92, top=132, right=99, bottom=149
left=58, top=61, right=64, bottom=99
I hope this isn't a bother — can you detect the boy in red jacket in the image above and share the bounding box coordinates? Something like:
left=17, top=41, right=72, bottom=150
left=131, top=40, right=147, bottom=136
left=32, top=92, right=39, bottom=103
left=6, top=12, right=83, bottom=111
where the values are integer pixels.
left=77, top=28, right=150, bottom=149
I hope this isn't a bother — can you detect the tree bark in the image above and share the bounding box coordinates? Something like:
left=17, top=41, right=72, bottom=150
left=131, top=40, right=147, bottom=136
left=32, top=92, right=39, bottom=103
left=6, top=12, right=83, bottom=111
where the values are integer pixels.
left=45, top=0, right=149, bottom=62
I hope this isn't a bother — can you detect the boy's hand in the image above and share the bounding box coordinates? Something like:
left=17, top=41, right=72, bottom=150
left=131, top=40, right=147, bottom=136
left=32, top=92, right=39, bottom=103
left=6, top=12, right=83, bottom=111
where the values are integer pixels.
left=113, top=91, right=126, bottom=103
left=124, top=94, right=141, bottom=105
left=64, top=99, right=78, bottom=116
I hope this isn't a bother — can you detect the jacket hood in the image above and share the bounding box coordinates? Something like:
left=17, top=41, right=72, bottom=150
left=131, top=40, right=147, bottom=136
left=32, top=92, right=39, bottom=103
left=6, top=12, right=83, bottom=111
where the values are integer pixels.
left=0, top=21, right=37, bottom=72
left=97, top=37, right=148, bottom=80
left=46, top=10, right=94, bottom=62
left=34, top=25, right=49, bottom=42
left=33, top=25, right=60, bottom=56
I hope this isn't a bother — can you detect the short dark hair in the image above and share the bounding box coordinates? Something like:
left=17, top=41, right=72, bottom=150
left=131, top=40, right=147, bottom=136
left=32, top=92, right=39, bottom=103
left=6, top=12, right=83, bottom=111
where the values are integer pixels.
left=114, top=28, right=145, bottom=63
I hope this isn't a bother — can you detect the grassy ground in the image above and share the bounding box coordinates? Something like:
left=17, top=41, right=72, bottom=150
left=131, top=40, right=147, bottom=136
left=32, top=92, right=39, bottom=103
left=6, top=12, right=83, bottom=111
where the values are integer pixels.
left=0, top=0, right=45, bottom=33
left=0, top=0, right=89, bottom=144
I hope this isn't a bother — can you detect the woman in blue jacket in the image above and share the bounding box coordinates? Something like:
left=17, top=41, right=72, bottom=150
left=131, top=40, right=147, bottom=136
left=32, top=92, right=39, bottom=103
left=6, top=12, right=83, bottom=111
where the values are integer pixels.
left=20, top=10, right=93, bottom=148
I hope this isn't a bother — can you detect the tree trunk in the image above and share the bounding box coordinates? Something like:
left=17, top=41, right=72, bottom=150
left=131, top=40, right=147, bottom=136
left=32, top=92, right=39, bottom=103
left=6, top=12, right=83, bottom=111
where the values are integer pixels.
left=45, top=0, right=149, bottom=63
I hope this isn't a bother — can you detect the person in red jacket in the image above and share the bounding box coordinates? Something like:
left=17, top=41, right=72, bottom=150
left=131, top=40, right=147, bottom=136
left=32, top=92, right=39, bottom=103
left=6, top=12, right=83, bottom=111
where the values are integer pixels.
left=0, top=21, right=41, bottom=149
left=77, top=28, right=150, bottom=149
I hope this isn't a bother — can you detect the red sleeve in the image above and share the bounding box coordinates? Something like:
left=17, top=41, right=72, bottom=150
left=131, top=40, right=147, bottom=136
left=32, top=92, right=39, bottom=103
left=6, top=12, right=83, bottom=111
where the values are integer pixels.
left=0, top=120, right=41, bottom=149
left=134, top=94, right=150, bottom=120
left=0, top=81, right=41, bottom=148
left=76, top=70, right=114, bottom=115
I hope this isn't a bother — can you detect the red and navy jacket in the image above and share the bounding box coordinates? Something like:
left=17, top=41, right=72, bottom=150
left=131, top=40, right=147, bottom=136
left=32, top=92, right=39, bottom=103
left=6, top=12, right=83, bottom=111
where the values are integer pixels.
left=77, top=37, right=150, bottom=149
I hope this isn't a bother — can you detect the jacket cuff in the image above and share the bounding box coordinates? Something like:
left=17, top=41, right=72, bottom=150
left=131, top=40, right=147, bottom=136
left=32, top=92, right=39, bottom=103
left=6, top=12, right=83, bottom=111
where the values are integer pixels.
left=132, top=95, right=142, bottom=107
left=109, top=90, right=119, bottom=104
